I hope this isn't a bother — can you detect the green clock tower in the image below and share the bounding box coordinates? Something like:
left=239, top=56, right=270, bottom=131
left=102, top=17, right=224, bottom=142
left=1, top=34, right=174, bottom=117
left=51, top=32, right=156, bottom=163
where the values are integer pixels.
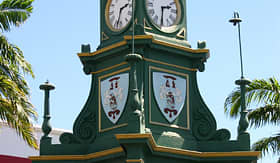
left=30, top=0, right=260, bottom=163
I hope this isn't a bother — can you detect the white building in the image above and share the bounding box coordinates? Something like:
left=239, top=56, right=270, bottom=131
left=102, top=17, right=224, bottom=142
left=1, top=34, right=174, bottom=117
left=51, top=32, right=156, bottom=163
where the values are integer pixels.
left=0, top=122, right=70, bottom=158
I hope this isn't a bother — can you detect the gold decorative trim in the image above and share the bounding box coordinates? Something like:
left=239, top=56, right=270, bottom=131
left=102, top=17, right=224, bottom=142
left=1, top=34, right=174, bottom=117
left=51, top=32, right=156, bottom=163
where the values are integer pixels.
left=98, top=67, right=130, bottom=80
left=78, top=35, right=209, bottom=57
left=149, top=66, right=190, bottom=130
left=176, top=28, right=186, bottom=39
left=78, top=40, right=127, bottom=57
left=144, top=58, right=197, bottom=72
left=91, top=62, right=128, bottom=74
left=144, top=18, right=152, bottom=30
left=29, top=147, right=123, bottom=161
left=124, top=35, right=153, bottom=40
left=115, top=134, right=261, bottom=158
left=100, top=123, right=128, bottom=133
left=98, top=67, right=130, bottom=133
left=126, top=159, right=144, bottom=163
left=102, top=32, right=110, bottom=41
left=116, top=133, right=153, bottom=140
left=151, top=38, right=209, bottom=54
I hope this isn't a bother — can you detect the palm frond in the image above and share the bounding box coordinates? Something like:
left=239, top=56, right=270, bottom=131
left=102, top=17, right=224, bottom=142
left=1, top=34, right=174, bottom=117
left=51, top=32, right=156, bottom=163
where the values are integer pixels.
left=0, top=0, right=36, bottom=149
left=247, top=78, right=280, bottom=105
left=248, top=104, right=280, bottom=128
left=224, top=77, right=280, bottom=118
left=0, top=0, right=34, bottom=31
left=224, top=87, right=241, bottom=117
left=0, top=33, right=34, bottom=78
left=252, top=134, right=280, bottom=156
left=0, top=75, right=37, bottom=149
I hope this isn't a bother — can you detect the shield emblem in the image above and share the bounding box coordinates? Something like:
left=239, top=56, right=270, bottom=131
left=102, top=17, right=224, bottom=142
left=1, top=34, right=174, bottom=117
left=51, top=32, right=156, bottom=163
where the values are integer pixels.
left=153, top=72, right=186, bottom=123
left=101, top=73, right=129, bottom=124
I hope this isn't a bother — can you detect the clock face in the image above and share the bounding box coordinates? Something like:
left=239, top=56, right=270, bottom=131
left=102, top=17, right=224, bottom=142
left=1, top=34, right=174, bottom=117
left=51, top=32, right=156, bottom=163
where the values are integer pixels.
left=106, top=0, right=133, bottom=31
left=146, top=0, right=180, bottom=28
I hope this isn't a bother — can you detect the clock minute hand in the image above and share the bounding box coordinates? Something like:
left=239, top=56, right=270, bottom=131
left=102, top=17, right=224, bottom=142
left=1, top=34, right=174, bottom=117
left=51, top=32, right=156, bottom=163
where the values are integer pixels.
left=161, top=6, right=164, bottom=26
left=117, top=3, right=129, bottom=27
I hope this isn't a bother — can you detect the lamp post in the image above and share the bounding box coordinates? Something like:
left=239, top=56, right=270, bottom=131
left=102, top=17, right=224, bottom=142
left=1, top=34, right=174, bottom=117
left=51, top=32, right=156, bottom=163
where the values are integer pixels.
left=40, top=80, right=55, bottom=142
left=229, top=12, right=251, bottom=138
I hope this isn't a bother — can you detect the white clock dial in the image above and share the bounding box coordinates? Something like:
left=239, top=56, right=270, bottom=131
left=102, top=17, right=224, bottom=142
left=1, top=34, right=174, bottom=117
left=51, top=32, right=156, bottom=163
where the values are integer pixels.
left=106, top=0, right=133, bottom=31
left=146, top=0, right=180, bottom=28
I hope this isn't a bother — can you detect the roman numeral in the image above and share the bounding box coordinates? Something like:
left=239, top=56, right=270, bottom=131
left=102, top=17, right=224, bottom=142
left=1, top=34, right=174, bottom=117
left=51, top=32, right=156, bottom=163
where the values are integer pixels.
left=128, top=11, right=132, bottom=16
left=110, top=15, right=115, bottom=24
left=153, top=15, right=159, bottom=24
left=166, top=18, right=171, bottom=26
left=119, top=20, right=123, bottom=28
left=147, top=2, right=153, bottom=7
left=171, top=9, right=177, bottom=14
left=169, top=14, right=176, bottom=22
left=169, top=2, right=176, bottom=6
left=114, top=21, right=118, bottom=28
left=148, top=9, right=155, bottom=16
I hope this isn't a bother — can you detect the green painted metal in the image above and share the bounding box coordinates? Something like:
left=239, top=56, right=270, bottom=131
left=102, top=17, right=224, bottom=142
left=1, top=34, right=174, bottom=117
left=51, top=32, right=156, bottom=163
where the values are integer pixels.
left=39, top=81, right=55, bottom=146
left=100, top=0, right=190, bottom=49
left=229, top=12, right=251, bottom=146
left=32, top=0, right=259, bottom=163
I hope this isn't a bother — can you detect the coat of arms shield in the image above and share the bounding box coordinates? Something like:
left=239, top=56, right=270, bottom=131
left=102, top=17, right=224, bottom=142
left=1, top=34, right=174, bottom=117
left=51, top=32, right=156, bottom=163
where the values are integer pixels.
left=101, top=73, right=129, bottom=124
left=153, top=72, right=186, bottom=123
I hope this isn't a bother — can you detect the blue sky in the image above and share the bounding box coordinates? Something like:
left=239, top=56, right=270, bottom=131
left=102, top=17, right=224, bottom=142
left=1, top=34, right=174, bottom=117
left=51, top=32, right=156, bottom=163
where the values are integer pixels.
left=4, top=0, right=280, bottom=162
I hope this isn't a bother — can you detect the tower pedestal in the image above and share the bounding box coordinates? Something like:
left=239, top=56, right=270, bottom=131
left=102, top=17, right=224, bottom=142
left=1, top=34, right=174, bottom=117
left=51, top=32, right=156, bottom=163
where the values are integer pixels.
left=30, top=0, right=259, bottom=162
left=30, top=35, right=259, bottom=163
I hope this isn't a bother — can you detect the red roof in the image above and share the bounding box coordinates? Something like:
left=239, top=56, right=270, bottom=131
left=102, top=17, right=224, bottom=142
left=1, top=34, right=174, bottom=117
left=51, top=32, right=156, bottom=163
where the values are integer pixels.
left=0, top=155, right=31, bottom=163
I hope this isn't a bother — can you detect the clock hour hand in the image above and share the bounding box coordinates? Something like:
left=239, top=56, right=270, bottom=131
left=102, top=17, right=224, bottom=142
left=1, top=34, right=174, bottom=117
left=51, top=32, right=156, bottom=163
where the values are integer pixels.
left=161, top=5, right=171, bottom=26
left=117, top=3, right=129, bottom=28
left=121, top=3, right=129, bottom=11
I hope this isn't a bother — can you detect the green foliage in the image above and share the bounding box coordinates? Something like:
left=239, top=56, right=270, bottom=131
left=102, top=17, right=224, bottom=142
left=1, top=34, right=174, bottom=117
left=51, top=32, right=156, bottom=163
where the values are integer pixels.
left=0, top=0, right=33, bottom=31
left=0, top=0, right=37, bottom=149
left=252, top=134, right=280, bottom=156
left=225, top=78, right=280, bottom=117
left=224, top=77, right=280, bottom=157
left=248, top=104, right=280, bottom=128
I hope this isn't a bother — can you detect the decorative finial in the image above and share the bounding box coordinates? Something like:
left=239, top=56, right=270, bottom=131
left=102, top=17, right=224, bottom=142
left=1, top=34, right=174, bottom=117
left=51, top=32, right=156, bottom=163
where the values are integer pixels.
left=229, top=11, right=242, bottom=26
left=40, top=80, right=55, bottom=142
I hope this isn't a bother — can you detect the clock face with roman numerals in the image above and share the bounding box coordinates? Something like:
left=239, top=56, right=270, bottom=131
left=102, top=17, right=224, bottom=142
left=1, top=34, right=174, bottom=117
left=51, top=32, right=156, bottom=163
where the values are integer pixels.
left=146, top=0, right=180, bottom=29
left=106, top=0, right=133, bottom=31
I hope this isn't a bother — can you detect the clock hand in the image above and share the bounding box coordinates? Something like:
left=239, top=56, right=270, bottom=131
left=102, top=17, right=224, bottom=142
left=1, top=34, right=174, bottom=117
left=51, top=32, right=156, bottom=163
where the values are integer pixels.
left=117, top=3, right=129, bottom=28
left=161, top=6, right=164, bottom=26
left=121, top=3, right=129, bottom=10
left=160, top=5, right=171, bottom=26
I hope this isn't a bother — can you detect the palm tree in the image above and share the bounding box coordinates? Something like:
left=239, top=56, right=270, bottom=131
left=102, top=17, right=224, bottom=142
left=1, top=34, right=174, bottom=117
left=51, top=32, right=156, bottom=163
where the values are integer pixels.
left=225, top=77, right=280, bottom=156
left=0, top=0, right=37, bottom=149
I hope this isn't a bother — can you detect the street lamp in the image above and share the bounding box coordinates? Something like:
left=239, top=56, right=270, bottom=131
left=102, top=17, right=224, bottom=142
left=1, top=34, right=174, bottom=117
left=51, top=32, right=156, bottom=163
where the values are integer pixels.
left=229, top=12, right=251, bottom=138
